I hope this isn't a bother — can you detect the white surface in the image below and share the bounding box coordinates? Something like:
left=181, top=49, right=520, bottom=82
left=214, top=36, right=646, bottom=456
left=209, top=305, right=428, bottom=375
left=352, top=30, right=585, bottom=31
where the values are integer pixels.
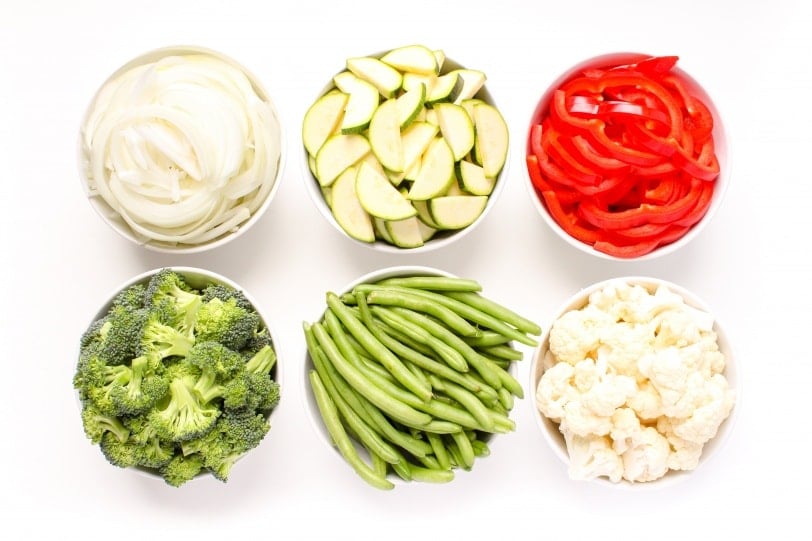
left=1, top=1, right=809, bottom=539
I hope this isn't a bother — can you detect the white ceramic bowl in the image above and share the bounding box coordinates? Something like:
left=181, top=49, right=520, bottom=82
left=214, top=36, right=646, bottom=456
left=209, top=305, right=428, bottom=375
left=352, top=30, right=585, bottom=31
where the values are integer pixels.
left=302, top=48, right=508, bottom=254
left=78, top=45, right=285, bottom=254
left=302, top=265, right=520, bottom=486
left=529, top=276, right=739, bottom=489
left=524, top=52, right=730, bottom=261
left=76, top=266, right=283, bottom=484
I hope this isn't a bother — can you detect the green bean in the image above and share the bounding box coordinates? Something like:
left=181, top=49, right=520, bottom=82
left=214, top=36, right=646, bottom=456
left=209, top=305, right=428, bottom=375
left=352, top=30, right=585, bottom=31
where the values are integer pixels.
left=490, top=359, right=524, bottom=398
left=429, top=375, right=495, bottom=432
left=471, top=439, right=491, bottom=458
left=308, top=370, right=394, bottom=490
left=326, top=292, right=432, bottom=401
left=498, top=386, right=514, bottom=411
left=445, top=290, right=542, bottom=336
left=463, top=331, right=513, bottom=347
left=357, top=284, right=538, bottom=347
left=370, top=305, right=468, bottom=372
left=413, top=453, right=441, bottom=470
left=409, top=466, right=455, bottom=483
left=371, top=449, right=389, bottom=478
left=450, top=430, right=475, bottom=470
left=387, top=306, right=503, bottom=389
left=365, top=288, right=481, bottom=337
left=311, top=321, right=433, bottom=428
left=427, top=432, right=452, bottom=470
left=374, top=275, right=482, bottom=292
left=479, top=344, right=525, bottom=361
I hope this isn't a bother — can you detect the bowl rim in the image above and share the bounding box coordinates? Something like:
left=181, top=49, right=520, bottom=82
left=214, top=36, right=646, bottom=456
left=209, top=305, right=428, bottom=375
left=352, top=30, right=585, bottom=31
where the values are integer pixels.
left=522, top=51, right=730, bottom=262
left=77, top=44, right=286, bottom=254
left=301, top=48, right=509, bottom=254
left=528, top=275, right=741, bottom=489
left=76, top=265, right=283, bottom=482
left=301, top=264, right=517, bottom=485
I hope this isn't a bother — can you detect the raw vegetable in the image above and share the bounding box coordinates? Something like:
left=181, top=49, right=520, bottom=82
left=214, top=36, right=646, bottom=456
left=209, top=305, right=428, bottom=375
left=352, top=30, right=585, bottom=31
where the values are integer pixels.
left=74, top=269, right=280, bottom=487
left=526, top=54, right=720, bottom=258
left=535, top=281, right=735, bottom=483
left=304, top=273, right=541, bottom=489
left=81, top=51, right=282, bottom=248
left=302, top=45, right=508, bottom=248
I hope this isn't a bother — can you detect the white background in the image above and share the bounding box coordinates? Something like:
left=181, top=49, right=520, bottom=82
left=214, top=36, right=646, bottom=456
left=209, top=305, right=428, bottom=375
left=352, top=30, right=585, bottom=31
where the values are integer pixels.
left=2, top=1, right=809, bottom=539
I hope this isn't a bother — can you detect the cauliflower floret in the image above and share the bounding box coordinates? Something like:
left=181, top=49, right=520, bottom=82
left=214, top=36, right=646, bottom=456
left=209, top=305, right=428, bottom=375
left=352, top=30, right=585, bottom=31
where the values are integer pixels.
left=560, top=400, right=614, bottom=437
left=669, top=374, right=735, bottom=444
left=548, top=305, right=612, bottom=365
left=564, top=432, right=624, bottom=483
left=626, top=380, right=664, bottom=420
left=609, top=407, right=643, bottom=454
left=657, top=417, right=705, bottom=471
left=596, top=321, right=655, bottom=377
left=535, top=362, right=577, bottom=421
left=620, top=426, right=671, bottom=482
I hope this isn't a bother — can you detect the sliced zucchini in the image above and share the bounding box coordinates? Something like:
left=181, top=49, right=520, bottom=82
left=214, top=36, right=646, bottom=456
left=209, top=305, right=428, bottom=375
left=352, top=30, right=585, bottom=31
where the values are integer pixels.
left=333, top=71, right=380, bottom=134
left=426, top=71, right=463, bottom=104
left=412, top=199, right=440, bottom=228
left=457, top=159, right=496, bottom=196
left=346, top=56, right=403, bottom=99
left=302, top=89, right=348, bottom=157
left=315, top=133, right=370, bottom=187
left=433, top=102, right=475, bottom=161
left=400, top=121, right=439, bottom=178
left=459, top=98, right=486, bottom=119
left=417, top=218, right=437, bottom=242
left=355, top=161, right=417, bottom=220
left=385, top=216, right=425, bottom=248
left=429, top=195, right=488, bottom=230
left=395, top=82, right=426, bottom=129
left=373, top=217, right=394, bottom=243
left=449, top=69, right=487, bottom=103
left=380, top=44, right=439, bottom=75
left=472, top=102, right=509, bottom=178
left=331, top=166, right=374, bottom=243
left=368, top=98, right=404, bottom=173
left=407, top=137, right=455, bottom=201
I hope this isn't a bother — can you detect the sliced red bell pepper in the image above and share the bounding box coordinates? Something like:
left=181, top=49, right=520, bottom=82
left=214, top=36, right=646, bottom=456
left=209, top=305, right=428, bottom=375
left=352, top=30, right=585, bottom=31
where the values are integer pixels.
left=540, top=190, right=602, bottom=245
left=593, top=238, right=661, bottom=258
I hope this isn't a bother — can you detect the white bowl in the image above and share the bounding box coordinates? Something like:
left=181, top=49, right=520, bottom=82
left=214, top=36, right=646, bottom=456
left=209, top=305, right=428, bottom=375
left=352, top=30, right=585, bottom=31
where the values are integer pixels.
left=78, top=45, right=285, bottom=254
left=529, top=276, right=740, bottom=489
left=302, top=48, right=508, bottom=254
left=302, top=265, right=521, bottom=486
left=524, top=52, right=730, bottom=261
left=76, top=266, right=283, bottom=484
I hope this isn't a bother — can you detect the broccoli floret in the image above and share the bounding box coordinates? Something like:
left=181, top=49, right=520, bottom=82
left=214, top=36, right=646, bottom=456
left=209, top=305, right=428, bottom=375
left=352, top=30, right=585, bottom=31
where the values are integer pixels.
left=80, top=401, right=130, bottom=445
left=186, top=341, right=244, bottom=404
left=111, top=283, right=147, bottom=311
left=145, top=269, right=202, bottom=333
left=201, top=283, right=253, bottom=311
left=119, top=416, right=175, bottom=469
left=75, top=354, right=133, bottom=414
left=160, top=453, right=205, bottom=487
left=181, top=410, right=270, bottom=482
left=108, top=355, right=169, bottom=416
left=80, top=316, right=109, bottom=351
left=150, top=374, right=221, bottom=442
left=139, top=310, right=195, bottom=362
left=223, top=372, right=280, bottom=413
left=194, top=298, right=260, bottom=351
left=97, top=305, right=150, bottom=366
left=241, top=326, right=274, bottom=359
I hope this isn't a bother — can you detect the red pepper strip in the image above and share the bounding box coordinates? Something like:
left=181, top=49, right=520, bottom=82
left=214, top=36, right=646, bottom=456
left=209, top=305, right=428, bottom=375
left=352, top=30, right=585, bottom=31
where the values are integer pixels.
left=568, top=135, right=631, bottom=174
left=626, top=121, right=682, bottom=157
left=527, top=153, right=581, bottom=205
left=672, top=143, right=720, bottom=181
left=609, top=222, right=671, bottom=240
left=540, top=190, right=602, bottom=244
left=566, top=95, right=671, bottom=127
left=662, top=74, right=714, bottom=144
left=577, top=177, right=703, bottom=229
left=630, top=161, right=678, bottom=178
left=562, top=73, right=685, bottom=141
left=593, top=238, right=661, bottom=258
left=643, top=174, right=683, bottom=204
left=541, top=122, right=603, bottom=185
left=550, top=90, right=665, bottom=167
left=529, top=123, right=544, bottom=157
left=631, top=55, right=680, bottom=79
left=673, top=180, right=714, bottom=227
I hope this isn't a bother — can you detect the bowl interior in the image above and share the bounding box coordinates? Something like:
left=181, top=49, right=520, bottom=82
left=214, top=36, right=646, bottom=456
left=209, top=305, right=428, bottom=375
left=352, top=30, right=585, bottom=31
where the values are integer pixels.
left=529, top=276, right=739, bottom=489
left=78, top=45, right=285, bottom=254
left=302, top=51, right=508, bottom=254
left=524, top=52, right=729, bottom=262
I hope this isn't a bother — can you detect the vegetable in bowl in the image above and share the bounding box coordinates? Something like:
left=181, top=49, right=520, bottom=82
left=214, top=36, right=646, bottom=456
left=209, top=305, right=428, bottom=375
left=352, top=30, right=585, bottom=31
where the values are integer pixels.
left=74, top=268, right=281, bottom=487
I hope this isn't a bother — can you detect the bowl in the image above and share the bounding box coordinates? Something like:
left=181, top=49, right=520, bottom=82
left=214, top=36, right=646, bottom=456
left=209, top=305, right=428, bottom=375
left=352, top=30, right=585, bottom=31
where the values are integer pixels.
left=302, top=45, right=509, bottom=253
left=78, top=45, right=285, bottom=253
left=75, top=266, right=283, bottom=486
left=529, top=276, right=739, bottom=488
left=302, top=265, right=531, bottom=488
left=524, top=52, right=730, bottom=261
